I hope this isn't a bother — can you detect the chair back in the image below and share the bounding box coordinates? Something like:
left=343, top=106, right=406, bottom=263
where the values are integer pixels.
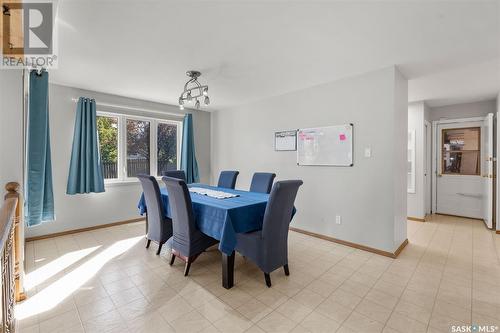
left=249, top=172, right=276, bottom=193
left=163, top=170, right=187, bottom=182
left=217, top=170, right=239, bottom=189
left=162, top=176, right=196, bottom=254
left=137, top=175, right=170, bottom=242
left=262, top=180, right=303, bottom=256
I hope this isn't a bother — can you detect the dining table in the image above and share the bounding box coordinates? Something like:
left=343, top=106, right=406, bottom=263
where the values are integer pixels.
left=138, top=183, right=270, bottom=289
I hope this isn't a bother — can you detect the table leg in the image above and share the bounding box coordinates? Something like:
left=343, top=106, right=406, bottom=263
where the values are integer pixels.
left=222, top=251, right=235, bottom=289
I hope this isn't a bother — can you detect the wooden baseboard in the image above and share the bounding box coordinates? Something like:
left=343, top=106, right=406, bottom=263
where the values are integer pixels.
left=434, top=213, right=483, bottom=221
left=289, top=227, right=408, bottom=259
left=25, top=217, right=145, bottom=242
left=496, top=230, right=500, bottom=234
left=407, top=216, right=426, bottom=222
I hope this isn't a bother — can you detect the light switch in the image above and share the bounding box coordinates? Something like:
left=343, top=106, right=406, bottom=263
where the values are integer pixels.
left=364, top=147, right=372, bottom=158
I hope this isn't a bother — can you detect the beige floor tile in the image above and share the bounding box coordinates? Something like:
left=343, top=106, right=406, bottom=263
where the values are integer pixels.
left=339, top=279, right=371, bottom=298
left=315, top=296, right=353, bottom=323
left=292, top=289, right=325, bottom=310
left=343, top=311, right=384, bottom=333
left=355, top=298, right=392, bottom=324
left=386, top=311, right=427, bottom=333
left=236, top=298, right=273, bottom=323
left=116, top=297, right=151, bottom=322
left=256, top=311, right=298, bottom=333
left=328, top=289, right=362, bottom=310
left=213, top=309, right=253, bottom=333
left=157, top=295, right=194, bottom=323
left=170, top=309, right=214, bottom=333
left=256, top=288, right=289, bottom=309
left=245, top=325, right=267, bottom=333
left=77, top=296, right=115, bottom=322
left=82, top=309, right=127, bottom=333
left=393, top=299, right=431, bottom=324
left=364, top=289, right=399, bottom=310
left=300, top=312, right=341, bottom=333
left=219, top=289, right=254, bottom=308
left=197, top=298, right=234, bottom=322
left=433, top=299, right=471, bottom=323
left=428, top=310, right=468, bottom=333
left=109, top=285, right=145, bottom=307
left=38, top=308, right=82, bottom=333
left=126, top=312, right=175, bottom=333
left=17, top=324, right=40, bottom=333
left=276, top=298, right=314, bottom=323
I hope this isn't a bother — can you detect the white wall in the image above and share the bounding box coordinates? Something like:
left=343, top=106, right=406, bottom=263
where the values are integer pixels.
left=0, top=71, right=24, bottom=189
left=25, top=84, right=211, bottom=238
left=407, top=102, right=426, bottom=220
left=429, top=100, right=496, bottom=121
left=497, top=93, right=500, bottom=232
left=211, top=66, right=407, bottom=253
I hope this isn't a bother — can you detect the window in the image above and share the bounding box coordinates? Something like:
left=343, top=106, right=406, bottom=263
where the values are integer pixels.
left=126, top=119, right=150, bottom=177
left=97, top=115, right=119, bottom=179
left=157, top=122, right=178, bottom=176
left=96, top=112, right=181, bottom=182
left=442, top=127, right=480, bottom=175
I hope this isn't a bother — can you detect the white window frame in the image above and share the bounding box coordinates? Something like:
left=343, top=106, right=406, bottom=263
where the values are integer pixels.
left=96, top=111, right=182, bottom=184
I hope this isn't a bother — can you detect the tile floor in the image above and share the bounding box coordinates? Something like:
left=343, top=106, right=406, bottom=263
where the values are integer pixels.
left=17, top=214, right=500, bottom=333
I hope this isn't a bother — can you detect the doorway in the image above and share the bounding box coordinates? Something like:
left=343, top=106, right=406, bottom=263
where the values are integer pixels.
left=433, top=115, right=494, bottom=227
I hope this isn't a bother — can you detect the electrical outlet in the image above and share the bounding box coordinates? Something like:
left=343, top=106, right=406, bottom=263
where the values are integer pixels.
left=335, top=215, right=341, bottom=225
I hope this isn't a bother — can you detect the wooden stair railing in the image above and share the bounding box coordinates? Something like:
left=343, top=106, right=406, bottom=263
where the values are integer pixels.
left=0, top=182, right=26, bottom=332
left=5, top=183, right=25, bottom=303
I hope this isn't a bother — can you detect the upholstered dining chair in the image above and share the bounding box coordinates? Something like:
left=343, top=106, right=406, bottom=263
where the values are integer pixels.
left=162, top=170, right=187, bottom=182
left=162, top=176, right=219, bottom=276
left=249, top=172, right=276, bottom=194
left=137, top=175, right=173, bottom=255
left=235, top=180, right=303, bottom=287
left=217, top=170, right=239, bottom=189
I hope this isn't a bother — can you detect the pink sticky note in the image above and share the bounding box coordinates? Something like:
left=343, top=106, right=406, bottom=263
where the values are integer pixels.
left=339, top=134, right=346, bottom=141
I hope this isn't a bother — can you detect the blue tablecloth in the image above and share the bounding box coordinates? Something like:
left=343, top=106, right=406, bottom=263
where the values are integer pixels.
left=138, top=184, right=270, bottom=255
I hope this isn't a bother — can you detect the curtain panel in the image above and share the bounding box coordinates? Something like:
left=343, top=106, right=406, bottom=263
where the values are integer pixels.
left=180, top=114, right=200, bottom=183
left=26, top=70, right=55, bottom=226
left=66, top=97, right=105, bottom=194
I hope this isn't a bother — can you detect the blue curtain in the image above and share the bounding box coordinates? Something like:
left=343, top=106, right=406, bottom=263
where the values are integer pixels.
left=180, top=114, right=200, bottom=183
left=26, top=70, right=55, bottom=227
left=66, top=97, right=105, bottom=194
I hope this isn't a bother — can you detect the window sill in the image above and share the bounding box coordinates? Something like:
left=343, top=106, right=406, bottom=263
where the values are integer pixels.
left=104, top=179, right=141, bottom=187
left=104, top=177, right=164, bottom=187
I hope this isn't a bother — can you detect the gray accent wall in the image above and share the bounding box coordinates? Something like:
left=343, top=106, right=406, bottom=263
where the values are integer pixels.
left=211, top=66, right=408, bottom=253
left=429, top=100, right=496, bottom=121
left=25, top=84, right=211, bottom=238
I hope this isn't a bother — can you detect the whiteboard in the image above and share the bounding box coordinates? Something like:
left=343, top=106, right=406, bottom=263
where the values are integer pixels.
left=297, top=124, right=353, bottom=166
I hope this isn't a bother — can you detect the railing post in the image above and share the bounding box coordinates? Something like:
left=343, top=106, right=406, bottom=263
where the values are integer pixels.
left=5, top=182, right=26, bottom=302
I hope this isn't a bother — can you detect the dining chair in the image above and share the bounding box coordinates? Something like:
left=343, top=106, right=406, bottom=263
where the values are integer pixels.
left=137, top=175, right=173, bottom=255
left=249, top=172, right=276, bottom=194
left=217, top=170, right=239, bottom=189
left=234, top=180, right=303, bottom=287
left=162, top=176, right=219, bottom=276
left=162, top=170, right=187, bottom=182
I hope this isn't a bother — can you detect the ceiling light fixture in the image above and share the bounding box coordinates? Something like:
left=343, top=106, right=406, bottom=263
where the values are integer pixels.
left=179, top=71, right=210, bottom=110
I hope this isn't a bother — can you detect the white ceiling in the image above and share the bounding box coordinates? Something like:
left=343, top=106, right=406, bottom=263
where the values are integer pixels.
left=51, top=1, right=499, bottom=110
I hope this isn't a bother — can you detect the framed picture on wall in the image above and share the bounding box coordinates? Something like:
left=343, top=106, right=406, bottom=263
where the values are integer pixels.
left=275, top=130, right=297, bottom=151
